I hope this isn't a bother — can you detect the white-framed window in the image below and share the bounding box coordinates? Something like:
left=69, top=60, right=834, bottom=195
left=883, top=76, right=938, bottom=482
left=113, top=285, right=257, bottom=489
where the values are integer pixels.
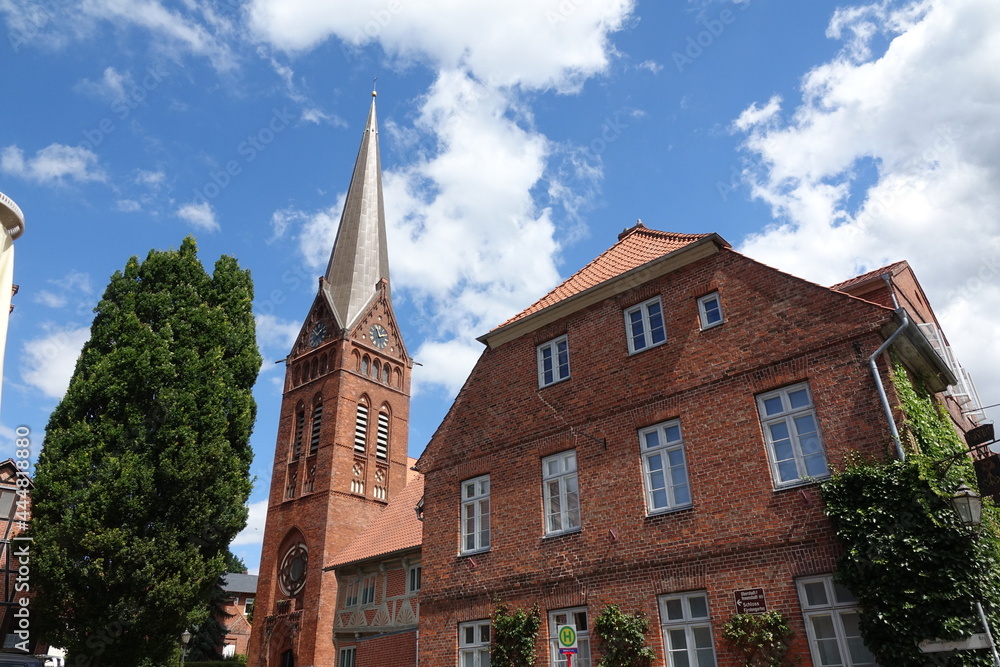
left=244, top=597, right=254, bottom=616
left=697, top=292, right=723, bottom=329
left=459, top=620, right=490, bottom=667
left=407, top=562, right=422, bottom=594
left=360, top=573, right=376, bottom=605
left=343, top=578, right=359, bottom=607
left=625, top=297, right=667, bottom=353
left=222, top=644, right=236, bottom=658
left=543, top=450, right=580, bottom=536
left=756, top=383, right=829, bottom=486
left=640, top=420, right=692, bottom=513
left=549, top=607, right=591, bottom=667
left=461, top=475, right=491, bottom=554
left=797, top=576, right=877, bottom=666
left=659, top=591, right=717, bottom=667
left=537, top=335, right=570, bottom=387
left=338, top=646, right=356, bottom=667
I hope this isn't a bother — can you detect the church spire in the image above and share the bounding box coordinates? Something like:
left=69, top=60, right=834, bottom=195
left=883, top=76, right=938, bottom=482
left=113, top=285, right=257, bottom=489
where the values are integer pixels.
left=323, top=90, right=390, bottom=329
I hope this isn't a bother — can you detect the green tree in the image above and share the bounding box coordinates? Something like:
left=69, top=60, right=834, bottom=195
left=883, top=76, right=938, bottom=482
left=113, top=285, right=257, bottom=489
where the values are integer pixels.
left=593, top=604, right=655, bottom=667
left=30, top=237, right=261, bottom=667
left=491, top=602, right=541, bottom=667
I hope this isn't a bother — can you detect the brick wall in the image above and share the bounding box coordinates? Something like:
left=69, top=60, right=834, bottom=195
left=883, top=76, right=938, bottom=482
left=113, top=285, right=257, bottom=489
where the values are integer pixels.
left=416, top=248, right=941, bottom=666
left=249, top=292, right=412, bottom=667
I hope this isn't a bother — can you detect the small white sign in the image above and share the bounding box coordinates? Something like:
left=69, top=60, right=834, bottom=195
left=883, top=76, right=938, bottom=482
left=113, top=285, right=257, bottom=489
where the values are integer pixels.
left=919, top=634, right=992, bottom=653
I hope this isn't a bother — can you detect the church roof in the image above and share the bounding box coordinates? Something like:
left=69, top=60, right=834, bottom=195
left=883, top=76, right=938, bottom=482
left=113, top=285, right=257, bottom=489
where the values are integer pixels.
left=492, top=223, right=717, bottom=332
left=326, top=474, right=424, bottom=569
left=322, top=92, right=391, bottom=330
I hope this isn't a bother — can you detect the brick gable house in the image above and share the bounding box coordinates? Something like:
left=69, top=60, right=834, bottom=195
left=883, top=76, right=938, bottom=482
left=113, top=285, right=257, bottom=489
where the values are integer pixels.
left=413, top=223, right=982, bottom=666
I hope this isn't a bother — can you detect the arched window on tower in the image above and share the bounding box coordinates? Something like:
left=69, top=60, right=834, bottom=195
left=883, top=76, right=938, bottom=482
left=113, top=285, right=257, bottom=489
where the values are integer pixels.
left=291, top=407, right=305, bottom=461
left=309, top=400, right=322, bottom=456
left=320, top=353, right=328, bottom=375
left=376, top=410, right=390, bottom=461
left=354, top=401, right=369, bottom=455
left=373, top=359, right=381, bottom=380
left=285, top=471, right=297, bottom=499
left=304, top=466, right=316, bottom=494
left=361, top=356, right=370, bottom=376
left=382, top=363, right=390, bottom=385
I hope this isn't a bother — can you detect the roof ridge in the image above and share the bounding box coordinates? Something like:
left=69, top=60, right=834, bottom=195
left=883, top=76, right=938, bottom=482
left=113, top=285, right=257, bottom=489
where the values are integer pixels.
left=492, top=225, right=712, bottom=331
left=830, top=260, right=909, bottom=291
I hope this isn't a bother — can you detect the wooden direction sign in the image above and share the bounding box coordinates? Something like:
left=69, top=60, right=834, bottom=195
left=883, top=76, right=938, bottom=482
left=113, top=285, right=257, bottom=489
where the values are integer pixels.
left=733, top=588, right=767, bottom=614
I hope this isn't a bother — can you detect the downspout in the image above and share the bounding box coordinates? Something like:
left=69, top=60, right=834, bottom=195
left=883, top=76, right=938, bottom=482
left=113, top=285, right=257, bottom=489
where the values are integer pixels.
left=869, top=274, right=908, bottom=461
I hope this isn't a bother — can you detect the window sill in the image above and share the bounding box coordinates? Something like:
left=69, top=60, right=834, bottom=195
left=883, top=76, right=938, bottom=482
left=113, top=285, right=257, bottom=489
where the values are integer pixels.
left=627, top=340, right=667, bottom=356
left=538, top=376, right=571, bottom=389
left=699, top=320, right=725, bottom=331
left=773, top=476, right=830, bottom=492
left=458, top=547, right=490, bottom=558
left=543, top=527, right=582, bottom=541
left=645, top=504, right=694, bottom=519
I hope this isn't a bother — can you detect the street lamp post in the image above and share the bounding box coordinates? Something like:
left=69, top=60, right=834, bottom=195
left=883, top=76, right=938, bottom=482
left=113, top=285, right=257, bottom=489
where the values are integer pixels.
left=180, top=629, right=191, bottom=667
left=950, top=481, right=1000, bottom=667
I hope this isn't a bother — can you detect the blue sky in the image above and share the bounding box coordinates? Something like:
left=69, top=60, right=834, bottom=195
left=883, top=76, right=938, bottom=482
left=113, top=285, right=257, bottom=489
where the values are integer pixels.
left=1, top=0, right=998, bottom=572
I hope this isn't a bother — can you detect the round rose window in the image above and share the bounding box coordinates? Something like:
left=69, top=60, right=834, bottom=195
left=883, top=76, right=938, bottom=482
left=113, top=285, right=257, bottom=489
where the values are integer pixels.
left=279, top=543, right=308, bottom=596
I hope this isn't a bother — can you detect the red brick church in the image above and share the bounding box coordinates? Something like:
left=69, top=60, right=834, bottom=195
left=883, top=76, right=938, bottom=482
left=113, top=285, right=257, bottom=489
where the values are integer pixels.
left=247, top=92, right=414, bottom=667
left=249, top=94, right=985, bottom=667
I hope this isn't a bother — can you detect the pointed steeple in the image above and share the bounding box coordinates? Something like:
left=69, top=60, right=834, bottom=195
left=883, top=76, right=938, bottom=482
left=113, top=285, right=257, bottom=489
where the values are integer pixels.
left=323, top=90, right=390, bottom=329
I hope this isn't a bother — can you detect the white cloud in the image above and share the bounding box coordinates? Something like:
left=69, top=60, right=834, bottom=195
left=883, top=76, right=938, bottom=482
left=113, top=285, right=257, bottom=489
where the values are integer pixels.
left=136, top=169, right=166, bottom=186
left=1, top=143, right=106, bottom=184
left=734, top=0, right=1000, bottom=416
left=116, top=199, right=141, bottom=212
left=0, top=0, right=236, bottom=70
left=255, top=313, right=300, bottom=353
left=21, top=326, right=90, bottom=399
left=176, top=201, right=219, bottom=232
left=248, top=0, right=635, bottom=92
left=251, top=0, right=635, bottom=395
left=34, top=291, right=67, bottom=308
left=75, top=66, right=131, bottom=103
left=52, top=270, right=93, bottom=295
left=231, top=499, right=268, bottom=547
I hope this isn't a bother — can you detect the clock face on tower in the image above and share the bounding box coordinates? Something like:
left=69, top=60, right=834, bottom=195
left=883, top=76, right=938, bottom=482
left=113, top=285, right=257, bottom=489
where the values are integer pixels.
left=310, top=322, right=326, bottom=348
left=369, top=324, right=388, bottom=349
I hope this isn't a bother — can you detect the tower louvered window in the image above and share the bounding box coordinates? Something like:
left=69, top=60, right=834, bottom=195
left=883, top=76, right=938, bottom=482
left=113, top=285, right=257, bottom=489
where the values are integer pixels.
left=376, top=412, right=389, bottom=460
left=310, top=402, right=322, bottom=456
left=354, top=403, right=369, bottom=454
left=291, top=411, right=304, bottom=460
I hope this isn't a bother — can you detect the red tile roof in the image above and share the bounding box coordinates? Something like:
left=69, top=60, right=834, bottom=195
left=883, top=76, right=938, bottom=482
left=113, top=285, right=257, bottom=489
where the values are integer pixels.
left=495, top=223, right=714, bottom=330
left=830, top=260, right=908, bottom=292
left=327, top=474, right=424, bottom=568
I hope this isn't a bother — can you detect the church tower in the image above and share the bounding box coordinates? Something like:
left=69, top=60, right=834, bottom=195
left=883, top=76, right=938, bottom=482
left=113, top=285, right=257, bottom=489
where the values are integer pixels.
left=248, top=92, right=412, bottom=667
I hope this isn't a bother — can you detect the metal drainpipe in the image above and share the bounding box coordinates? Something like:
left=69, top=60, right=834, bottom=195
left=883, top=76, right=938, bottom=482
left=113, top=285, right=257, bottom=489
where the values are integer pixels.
left=869, top=275, right=908, bottom=461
